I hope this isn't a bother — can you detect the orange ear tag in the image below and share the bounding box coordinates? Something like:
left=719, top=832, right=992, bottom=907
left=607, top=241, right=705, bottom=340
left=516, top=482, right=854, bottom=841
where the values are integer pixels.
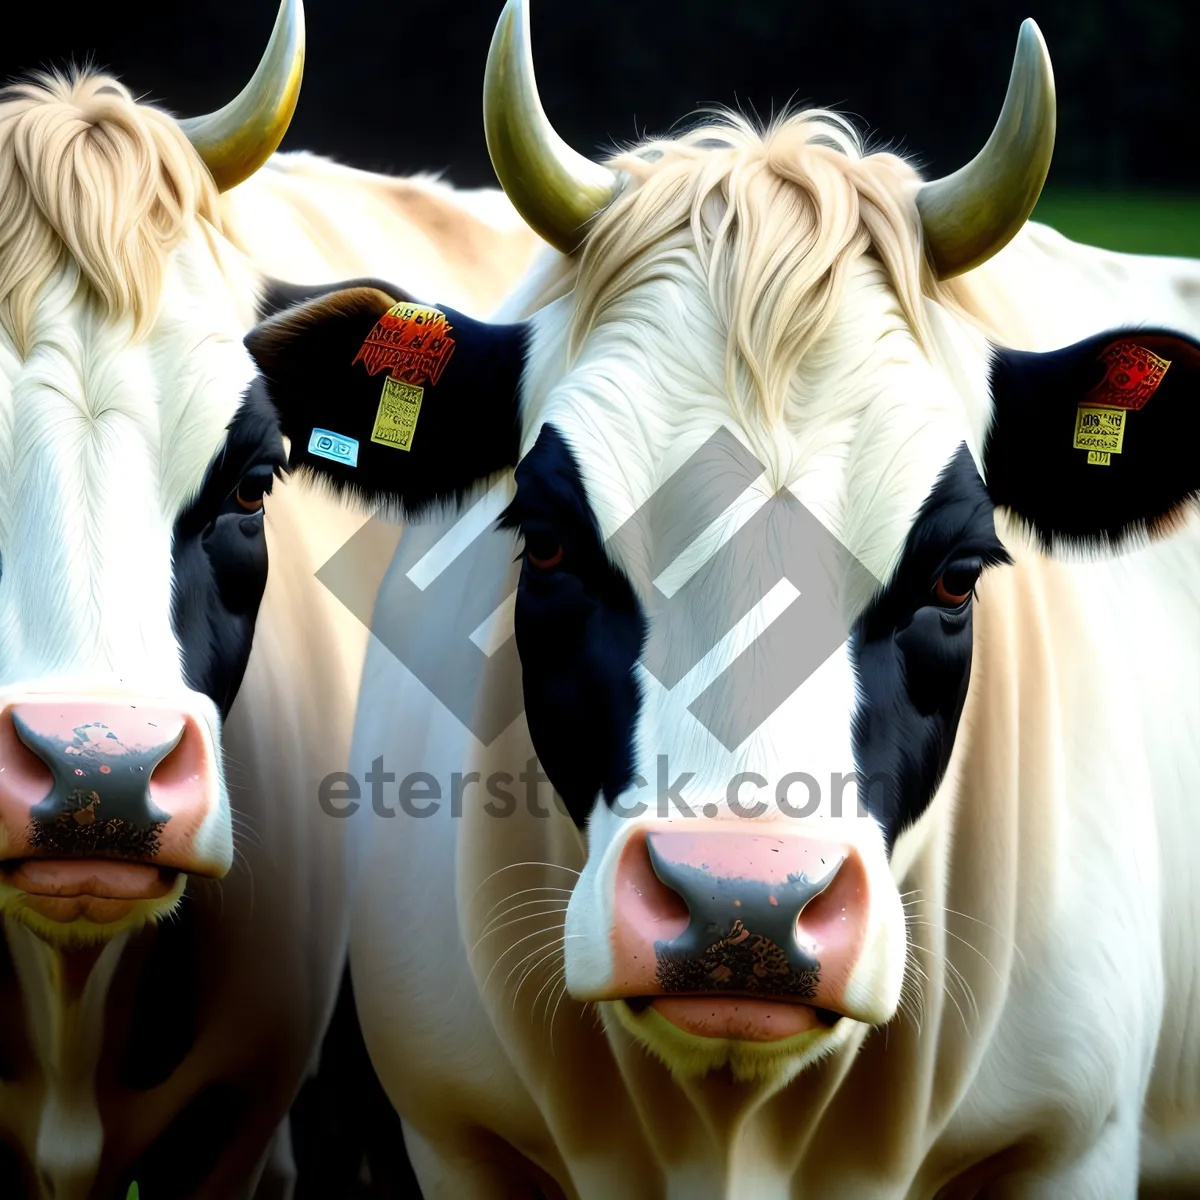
left=351, top=303, right=457, bottom=452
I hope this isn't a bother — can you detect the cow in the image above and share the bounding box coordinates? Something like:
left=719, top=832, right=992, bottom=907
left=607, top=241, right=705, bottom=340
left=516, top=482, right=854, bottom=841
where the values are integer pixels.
left=245, top=1, right=1200, bottom=1195
left=0, top=0, right=542, bottom=1194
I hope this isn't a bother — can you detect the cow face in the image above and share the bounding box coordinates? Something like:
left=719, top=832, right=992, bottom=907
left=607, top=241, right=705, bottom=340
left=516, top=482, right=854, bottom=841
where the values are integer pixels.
left=0, top=0, right=303, bottom=947
left=0, top=234, right=289, bottom=945
left=249, top=241, right=1200, bottom=1084
left=245, top=4, right=1198, bottom=1082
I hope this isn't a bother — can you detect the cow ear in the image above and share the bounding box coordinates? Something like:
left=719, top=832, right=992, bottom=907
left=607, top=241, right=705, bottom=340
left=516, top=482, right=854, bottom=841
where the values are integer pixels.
left=244, top=284, right=528, bottom=517
left=983, top=329, right=1200, bottom=551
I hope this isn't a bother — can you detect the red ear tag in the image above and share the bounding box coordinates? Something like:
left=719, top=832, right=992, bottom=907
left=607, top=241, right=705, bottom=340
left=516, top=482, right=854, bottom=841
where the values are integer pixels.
left=1085, top=341, right=1171, bottom=412
left=1074, top=341, right=1172, bottom=468
left=351, top=303, right=457, bottom=452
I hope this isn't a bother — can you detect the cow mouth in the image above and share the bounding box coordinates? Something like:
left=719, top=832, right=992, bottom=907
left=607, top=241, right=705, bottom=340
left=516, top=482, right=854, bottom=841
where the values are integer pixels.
left=0, top=858, right=183, bottom=924
left=623, top=995, right=843, bottom=1042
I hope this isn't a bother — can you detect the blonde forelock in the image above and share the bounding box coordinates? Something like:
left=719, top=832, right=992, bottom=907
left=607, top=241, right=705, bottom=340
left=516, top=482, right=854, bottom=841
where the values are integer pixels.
left=565, top=109, right=969, bottom=425
left=0, top=68, right=220, bottom=354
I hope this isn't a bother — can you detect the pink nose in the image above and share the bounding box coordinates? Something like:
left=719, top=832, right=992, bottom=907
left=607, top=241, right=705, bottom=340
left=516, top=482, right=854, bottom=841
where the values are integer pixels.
left=0, top=699, right=222, bottom=877
left=606, top=829, right=870, bottom=1016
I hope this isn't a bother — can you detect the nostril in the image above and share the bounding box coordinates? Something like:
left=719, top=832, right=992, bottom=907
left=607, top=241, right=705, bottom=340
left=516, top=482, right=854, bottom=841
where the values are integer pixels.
left=614, top=833, right=690, bottom=941
left=0, top=709, right=55, bottom=800
left=795, top=851, right=867, bottom=953
left=0, top=701, right=205, bottom=827
left=147, top=715, right=208, bottom=812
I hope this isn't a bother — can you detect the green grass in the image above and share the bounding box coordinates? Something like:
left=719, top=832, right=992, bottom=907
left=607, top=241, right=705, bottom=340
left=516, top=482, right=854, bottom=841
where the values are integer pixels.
left=1031, top=189, right=1200, bottom=258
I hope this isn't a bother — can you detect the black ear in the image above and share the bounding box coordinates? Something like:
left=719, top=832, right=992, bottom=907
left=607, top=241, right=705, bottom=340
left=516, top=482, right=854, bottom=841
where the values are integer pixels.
left=984, top=328, right=1200, bottom=550
left=244, top=282, right=529, bottom=517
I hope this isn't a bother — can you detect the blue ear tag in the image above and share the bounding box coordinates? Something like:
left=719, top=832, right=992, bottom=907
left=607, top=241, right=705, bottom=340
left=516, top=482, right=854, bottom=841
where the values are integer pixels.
left=307, top=428, right=359, bottom=467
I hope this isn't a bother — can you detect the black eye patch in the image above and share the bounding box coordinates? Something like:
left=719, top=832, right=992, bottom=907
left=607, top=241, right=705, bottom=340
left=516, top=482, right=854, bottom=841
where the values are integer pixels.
left=850, top=444, right=1011, bottom=852
left=500, top=425, right=647, bottom=826
left=170, top=381, right=287, bottom=720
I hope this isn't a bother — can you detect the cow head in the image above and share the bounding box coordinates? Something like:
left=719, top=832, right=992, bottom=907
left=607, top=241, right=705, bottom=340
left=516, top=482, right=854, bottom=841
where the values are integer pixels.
left=247, top=0, right=1200, bottom=1085
left=0, top=0, right=305, bottom=946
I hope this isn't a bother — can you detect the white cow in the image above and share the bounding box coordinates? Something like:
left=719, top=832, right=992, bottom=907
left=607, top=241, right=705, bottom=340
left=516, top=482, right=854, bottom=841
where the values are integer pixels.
left=247, top=2, right=1200, bottom=1196
left=0, top=0, right=541, bottom=1195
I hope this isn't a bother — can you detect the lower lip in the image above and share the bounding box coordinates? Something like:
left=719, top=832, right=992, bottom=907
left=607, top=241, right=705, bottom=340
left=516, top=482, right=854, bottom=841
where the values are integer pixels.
left=1, top=859, right=179, bottom=924
left=634, top=996, right=841, bottom=1042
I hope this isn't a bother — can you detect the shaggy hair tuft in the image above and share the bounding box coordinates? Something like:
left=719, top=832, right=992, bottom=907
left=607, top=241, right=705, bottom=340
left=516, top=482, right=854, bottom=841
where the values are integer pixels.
left=567, top=108, right=973, bottom=426
left=0, top=68, right=219, bottom=354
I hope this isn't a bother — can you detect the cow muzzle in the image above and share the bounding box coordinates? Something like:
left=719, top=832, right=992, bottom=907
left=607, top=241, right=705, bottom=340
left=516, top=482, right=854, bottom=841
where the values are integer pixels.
left=0, top=695, right=227, bottom=929
left=597, top=828, right=886, bottom=1043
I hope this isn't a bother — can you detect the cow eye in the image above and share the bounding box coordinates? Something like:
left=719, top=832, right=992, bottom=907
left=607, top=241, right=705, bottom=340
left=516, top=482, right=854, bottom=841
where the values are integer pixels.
left=932, top=559, right=982, bottom=609
left=524, top=529, right=564, bottom=571
left=233, top=466, right=275, bottom=514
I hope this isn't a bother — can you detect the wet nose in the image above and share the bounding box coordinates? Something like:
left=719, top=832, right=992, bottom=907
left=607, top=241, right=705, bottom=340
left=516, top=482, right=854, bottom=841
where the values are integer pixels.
left=603, top=829, right=871, bottom=1014
left=0, top=699, right=224, bottom=874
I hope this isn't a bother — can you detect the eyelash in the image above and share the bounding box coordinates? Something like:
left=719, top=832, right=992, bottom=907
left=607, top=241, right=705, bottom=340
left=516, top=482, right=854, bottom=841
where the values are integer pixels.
left=521, top=528, right=565, bottom=571
left=930, top=558, right=984, bottom=610
left=220, top=463, right=277, bottom=517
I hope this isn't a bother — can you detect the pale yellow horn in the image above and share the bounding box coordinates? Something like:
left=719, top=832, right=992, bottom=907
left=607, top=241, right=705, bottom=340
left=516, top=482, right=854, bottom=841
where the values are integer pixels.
left=483, top=0, right=622, bottom=254
left=916, top=18, right=1056, bottom=279
left=179, top=0, right=305, bottom=193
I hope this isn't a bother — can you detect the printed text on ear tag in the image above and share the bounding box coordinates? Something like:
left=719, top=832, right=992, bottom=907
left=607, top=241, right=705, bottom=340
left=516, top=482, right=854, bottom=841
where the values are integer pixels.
left=1086, top=341, right=1171, bottom=410
left=1075, top=341, right=1171, bottom=467
left=352, top=302, right=456, bottom=453
left=1073, top=406, right=1125, bottom=460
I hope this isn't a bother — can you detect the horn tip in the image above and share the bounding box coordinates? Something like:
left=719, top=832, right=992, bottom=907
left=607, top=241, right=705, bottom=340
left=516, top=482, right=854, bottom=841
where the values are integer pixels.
left=1015, top=17, right=1053, bottom=88
left=181, top=0, right=305, bottom=192
left=482, top=0, right=621, bottom=256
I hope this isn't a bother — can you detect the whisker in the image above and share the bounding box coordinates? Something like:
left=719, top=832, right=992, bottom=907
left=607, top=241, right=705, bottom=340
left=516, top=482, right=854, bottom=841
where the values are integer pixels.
left=478, top=886, right=575, bottom=925
left=469, top=862, right=581, bottom=906
left=901, top=897, right=1025, bottom=965
left=512, top=944, right=562, bottom=1013
left=942, top=956, right=979, bottom=1023
left=502, top=936, right=568, bottom=997
left=473, top=902, right=570, bottom=950
left=478, top=928, right=567, bottom=995
left=532, top=963, right=566, bottom=1028
left=939, top=974, right=968, bottom=1032
left=905, top=920, right=1005, bottom=984
left=548, top=975, right=572, bottom=1055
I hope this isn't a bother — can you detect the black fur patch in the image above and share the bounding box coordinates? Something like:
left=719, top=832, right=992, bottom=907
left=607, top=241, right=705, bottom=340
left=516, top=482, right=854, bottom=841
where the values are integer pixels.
left=986, top=327, right=1200, bottom=549
left=500, top=425, right=647, bottom=826
left=245, top=284, right=529, bottom=519
left=170, top=380, right=286, bottom=719
left=850, top=444, right=1010, bottom=851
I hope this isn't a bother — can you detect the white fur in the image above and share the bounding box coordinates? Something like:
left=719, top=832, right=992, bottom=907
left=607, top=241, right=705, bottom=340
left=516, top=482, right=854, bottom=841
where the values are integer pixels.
left=349, top=219, right=1200, bottom=1197
left=0, top=138, right=544, bottom=1194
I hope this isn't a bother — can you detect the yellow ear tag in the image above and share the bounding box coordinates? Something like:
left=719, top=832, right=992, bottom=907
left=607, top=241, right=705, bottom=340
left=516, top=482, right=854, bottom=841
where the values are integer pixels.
left=351, top=302, right=457, bottom=453
left=1075, top=341, right=1171, bottom=467
left=1073, top=406, right=1126, bottom=458
left=371, top=378, right=425, bottom=451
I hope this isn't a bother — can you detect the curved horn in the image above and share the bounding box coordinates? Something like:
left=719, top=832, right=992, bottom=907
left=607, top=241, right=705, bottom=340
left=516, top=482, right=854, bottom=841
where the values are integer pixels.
left=483, top=0, right=622, bottom=254
left=916, top=19, right=1056, bottom=280
left=179, top=0, right=305, bottom=193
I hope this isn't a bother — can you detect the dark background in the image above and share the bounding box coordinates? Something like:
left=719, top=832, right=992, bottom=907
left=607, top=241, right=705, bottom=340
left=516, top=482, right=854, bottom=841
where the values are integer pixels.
left=1, top=0, right=1196, bottom=193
